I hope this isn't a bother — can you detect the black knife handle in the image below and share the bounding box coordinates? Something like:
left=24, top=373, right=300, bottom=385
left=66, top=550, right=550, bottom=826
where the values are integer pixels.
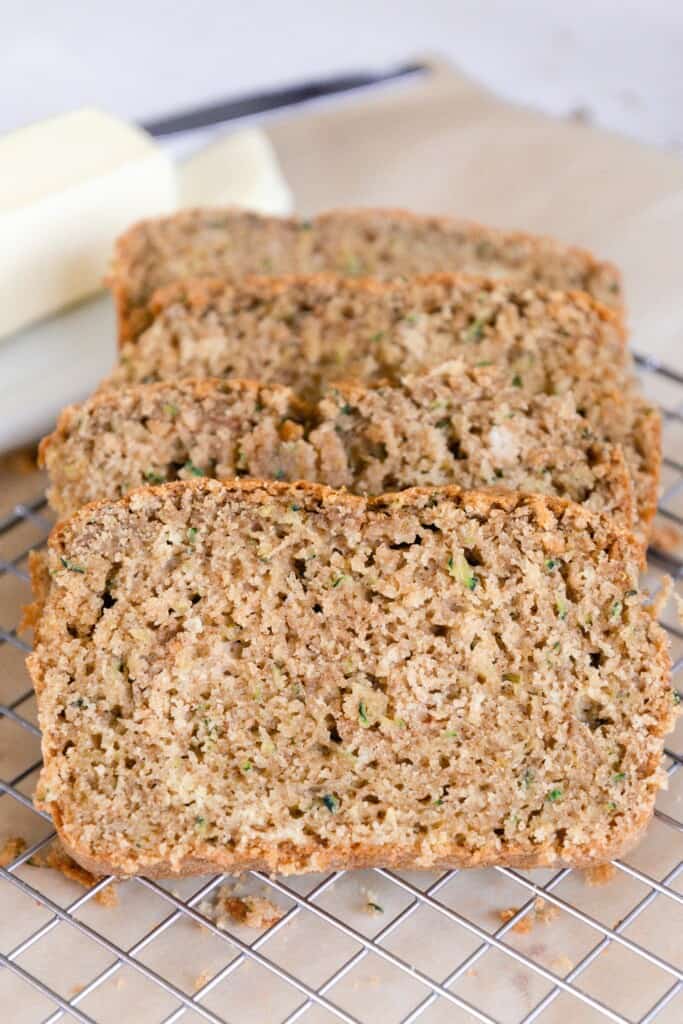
left=141, top=62, right=427, bottom=137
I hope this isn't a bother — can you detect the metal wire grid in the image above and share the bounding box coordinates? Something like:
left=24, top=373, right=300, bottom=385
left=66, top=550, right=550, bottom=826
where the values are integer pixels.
left=0, top=351, right=681, bottom=1024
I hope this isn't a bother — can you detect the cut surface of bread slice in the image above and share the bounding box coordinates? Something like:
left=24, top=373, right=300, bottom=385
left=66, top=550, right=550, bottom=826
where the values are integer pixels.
left=109, top=207, right=623, bottom=342
left=41, top=379, right=313, bottom=518
left=28, top=479, right=674, bottom=878
left=102, top=274, right=658, bottom=538
left=42, top=370, right=636, bottom=536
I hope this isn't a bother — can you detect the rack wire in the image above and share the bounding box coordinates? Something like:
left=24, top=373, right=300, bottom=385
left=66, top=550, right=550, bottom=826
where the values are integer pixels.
left=0, top=350, right=681, bottom=1024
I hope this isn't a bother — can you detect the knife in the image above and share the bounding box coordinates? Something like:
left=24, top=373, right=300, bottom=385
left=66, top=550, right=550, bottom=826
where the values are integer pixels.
left=142, top=62, right=427, bottom=137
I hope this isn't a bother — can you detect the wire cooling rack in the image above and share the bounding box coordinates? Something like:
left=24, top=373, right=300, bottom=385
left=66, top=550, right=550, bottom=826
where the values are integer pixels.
left=0, top=351, right=682, bottom=1024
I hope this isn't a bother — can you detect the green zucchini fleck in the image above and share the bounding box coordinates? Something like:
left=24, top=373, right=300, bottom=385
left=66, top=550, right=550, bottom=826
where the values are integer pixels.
left=184, top=461, right=205, bottom=477
left=60, top=557, right=85, bottom=573
left=358, top=702, right=370, bottom=727
left=143, top=470, right=166, bottom=485
left=462, top=317, right=486, bottom=342
left=322, top=793, right=339, bottom=813
left=344, top=255, right=363, bottom=274
left=547, top=787, right=563, bottom=802
left=447, top=553, right=477, bottom=591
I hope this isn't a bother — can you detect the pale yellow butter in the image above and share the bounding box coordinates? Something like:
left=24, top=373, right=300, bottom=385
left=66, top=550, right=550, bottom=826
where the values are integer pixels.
left=0, top=108, right=177, bottom=338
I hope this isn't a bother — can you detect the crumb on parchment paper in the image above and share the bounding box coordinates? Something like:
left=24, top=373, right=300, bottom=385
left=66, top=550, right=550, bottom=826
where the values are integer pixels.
left=583, top=863, right=617, bottom=887
left=198, top=883, right=283, bottom=930
left=361, top=886, right=385, bottom=916
left=28, top=840, right=118, bottom=907
left=498, top=898, right=559, bottom=934
left=194, top=969, right=212, bottom=993
left=0, top=836, right=27, bottom=867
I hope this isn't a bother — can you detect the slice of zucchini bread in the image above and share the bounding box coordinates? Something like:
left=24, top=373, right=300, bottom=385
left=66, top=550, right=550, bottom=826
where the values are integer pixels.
left=40, top=379, right=314, bottom=519
left=102, top=274, right=659, bottom=538
left=28, top=479, right=674, bottom=877
left=41, top=369, right=636, bottom=536
left=110, top=208, right=623, bottom=342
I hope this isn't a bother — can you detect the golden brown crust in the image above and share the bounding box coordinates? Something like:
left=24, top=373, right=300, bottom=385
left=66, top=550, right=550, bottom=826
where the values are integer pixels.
left=146, top=271, right=626, bottom=341
left=110, top=208, right=624, bottom=344
left=634, top=404, right=662, bottom=535
left=43, top=475, right=642, bottom=564
left=39, top=377, right=310, bottom=471
left=20, top=550, right=51, bottom=637
left=58, top=809, right=652, bottom=879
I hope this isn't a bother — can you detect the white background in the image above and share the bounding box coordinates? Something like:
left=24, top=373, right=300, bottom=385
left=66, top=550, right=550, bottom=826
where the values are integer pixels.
left=3, top=0, right=683, bottom=151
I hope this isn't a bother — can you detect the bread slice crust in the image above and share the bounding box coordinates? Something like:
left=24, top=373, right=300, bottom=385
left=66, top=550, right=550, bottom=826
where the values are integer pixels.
left=109, top=207, right=624, bottom=344
left=99, top=272, right=658, bottom=540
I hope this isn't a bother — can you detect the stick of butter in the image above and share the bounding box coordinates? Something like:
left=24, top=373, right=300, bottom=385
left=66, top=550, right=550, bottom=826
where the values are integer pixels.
left=0, top=108, right=177, bottom=340
left=0, top=120, right=294, bottom=452
left=179, top=128, right=293, bottom=214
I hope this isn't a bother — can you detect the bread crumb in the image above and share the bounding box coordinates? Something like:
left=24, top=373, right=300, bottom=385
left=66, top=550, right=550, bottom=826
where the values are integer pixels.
left=361, top=886, right=384, bottom=916
left=533, top=897, right=559, bottom=924
left=0, top=836, right=27, bottom=867
left=650, top=522, right=682, bottom=555
left=498, top=898, right=558, bottom=933
left=70, top=984, right=83, bottom=996
left=466, top=967, right=478, bottom=978
left=198, top=884, right=283, bottom=930
left=499, top=907, right=533, bottom=933
left=583, top=863, right=616, bottom=887
left=552, top=954, right=574, bottom=974
left=29, top=840, right=118, bottom=906
left=194, top=969, right=212, bottom=992
left=115, top=976, right=125, bottom=989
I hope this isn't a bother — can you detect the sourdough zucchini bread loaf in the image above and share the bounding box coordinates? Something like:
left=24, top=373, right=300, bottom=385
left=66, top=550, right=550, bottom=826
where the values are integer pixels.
left=102, top=274, right=658, bottom=538
left=110, top=208, right=623, bottom=342
left=28, top=479, right=674, bottom=877
left=41, top=370, right=636, bottom=535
